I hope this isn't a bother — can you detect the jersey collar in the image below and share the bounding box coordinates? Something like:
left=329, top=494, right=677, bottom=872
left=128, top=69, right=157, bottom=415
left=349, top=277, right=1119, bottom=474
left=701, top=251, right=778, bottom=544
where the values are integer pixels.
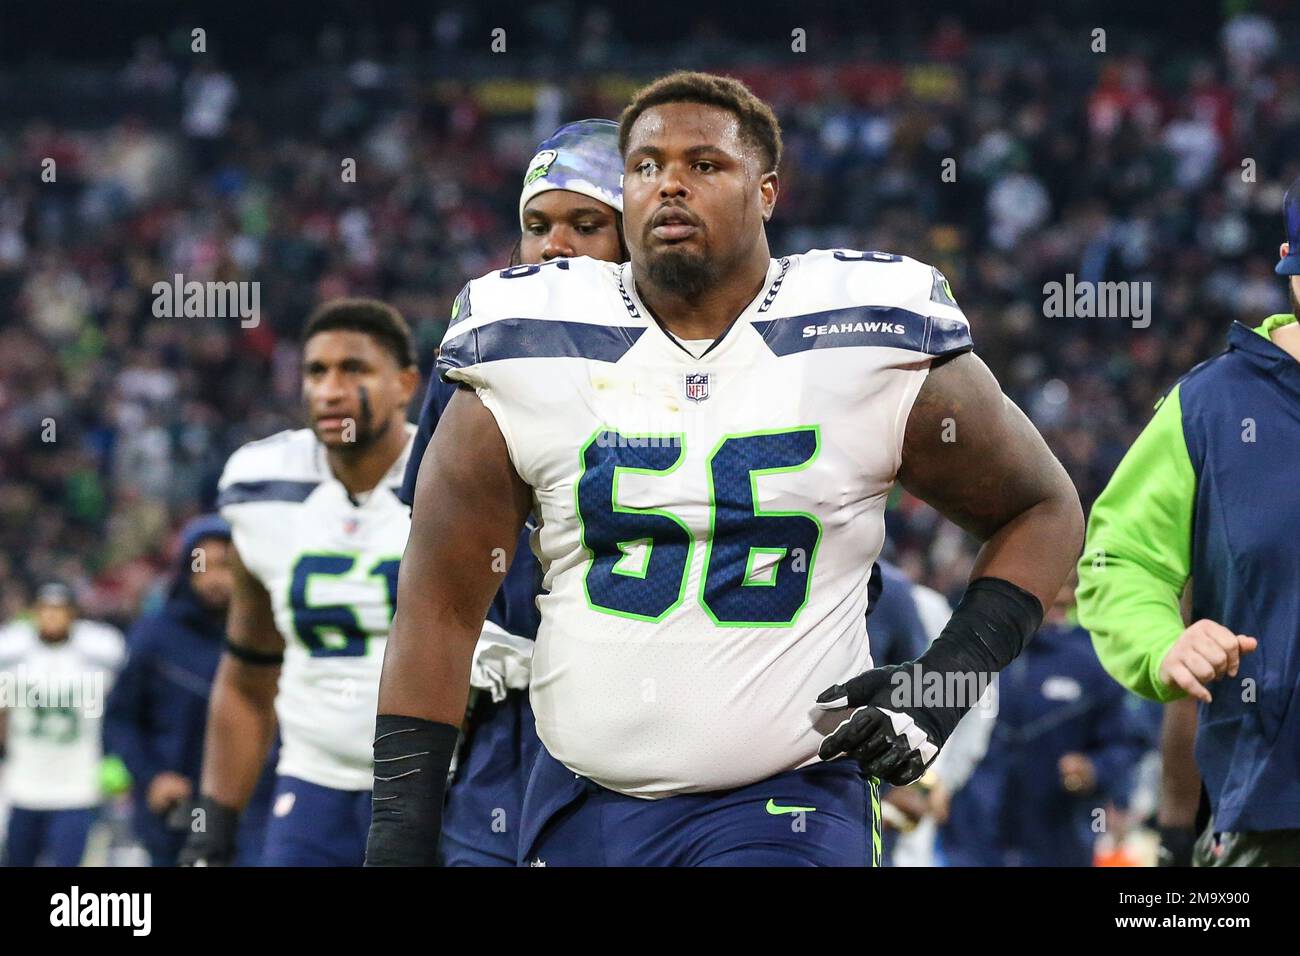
left=620, top=259, right=785, bottom=362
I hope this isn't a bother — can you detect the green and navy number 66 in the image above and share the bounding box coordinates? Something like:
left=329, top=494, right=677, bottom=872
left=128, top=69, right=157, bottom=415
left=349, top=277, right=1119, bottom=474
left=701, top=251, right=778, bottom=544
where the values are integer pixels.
left=576, top=426, right=822, bottom=627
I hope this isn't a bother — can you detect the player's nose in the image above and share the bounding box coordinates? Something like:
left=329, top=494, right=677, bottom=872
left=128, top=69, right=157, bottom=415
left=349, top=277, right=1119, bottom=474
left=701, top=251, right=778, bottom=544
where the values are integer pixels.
left=541, top=228, right=576, bottom=261
left=658, top=162, right=689, bottom=199
left=313, top=369, right=351, bottom=403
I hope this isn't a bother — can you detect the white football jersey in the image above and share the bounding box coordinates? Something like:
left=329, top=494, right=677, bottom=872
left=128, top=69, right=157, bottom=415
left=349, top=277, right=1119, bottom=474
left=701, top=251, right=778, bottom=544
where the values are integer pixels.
left=0, top=619, right=124, bottom=809
left=438, top=250, right=971, bottom=797
left=218, top=425, right=416, bottom=791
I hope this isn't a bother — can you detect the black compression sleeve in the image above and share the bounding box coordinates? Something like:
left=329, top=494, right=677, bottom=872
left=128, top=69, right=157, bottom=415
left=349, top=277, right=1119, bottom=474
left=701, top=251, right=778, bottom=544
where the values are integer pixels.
left=364, top=715, right=460, bottom=867
left=906, top=576, right=1044, bottom=744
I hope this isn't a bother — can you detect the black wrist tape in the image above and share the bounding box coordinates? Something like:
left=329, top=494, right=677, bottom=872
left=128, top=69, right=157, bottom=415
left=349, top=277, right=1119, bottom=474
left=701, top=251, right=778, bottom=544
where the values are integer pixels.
left=224, top=639, right=284, bottom=666
left=907, top=576, right=1044, bottom=744
left=364, top=715, right=460, bottom=867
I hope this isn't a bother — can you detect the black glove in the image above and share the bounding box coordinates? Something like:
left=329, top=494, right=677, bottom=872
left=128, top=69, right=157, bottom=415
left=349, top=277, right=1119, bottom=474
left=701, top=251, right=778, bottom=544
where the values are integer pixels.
left=817, top=577, right=1043, bottom=786
left=816, top=665, right=940, bottom=786
left=177, top=796, right=240, bottom=867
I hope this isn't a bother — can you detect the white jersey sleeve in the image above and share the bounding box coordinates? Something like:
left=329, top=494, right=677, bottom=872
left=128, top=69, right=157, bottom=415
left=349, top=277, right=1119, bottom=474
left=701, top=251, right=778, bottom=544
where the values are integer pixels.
left=436, top=250, right=972, bottom=797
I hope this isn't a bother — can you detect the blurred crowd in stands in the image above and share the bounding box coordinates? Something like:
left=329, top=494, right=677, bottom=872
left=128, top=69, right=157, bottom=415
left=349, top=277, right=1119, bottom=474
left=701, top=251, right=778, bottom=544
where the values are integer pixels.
left=1, top=7, right=1298, bottom=629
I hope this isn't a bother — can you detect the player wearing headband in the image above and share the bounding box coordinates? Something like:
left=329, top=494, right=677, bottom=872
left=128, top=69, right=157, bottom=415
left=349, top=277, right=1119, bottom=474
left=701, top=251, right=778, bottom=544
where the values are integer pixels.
left=397, top=119, right=625, bottom=866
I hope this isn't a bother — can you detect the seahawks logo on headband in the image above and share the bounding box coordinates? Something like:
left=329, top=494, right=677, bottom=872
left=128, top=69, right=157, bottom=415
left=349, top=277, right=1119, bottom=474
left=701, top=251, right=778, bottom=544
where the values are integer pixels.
left=931, top=267, right=958, bottom=307
left=523, top=149, right=559, bottom=187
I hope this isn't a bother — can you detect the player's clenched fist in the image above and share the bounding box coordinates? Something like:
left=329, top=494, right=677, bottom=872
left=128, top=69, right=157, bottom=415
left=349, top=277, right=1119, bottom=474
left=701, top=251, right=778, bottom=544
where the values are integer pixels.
left=816, top=665, right=941, bottom=786
left=1158, top=619, right=1257, bottom=703
left=816, top=578, right=1045, bottom=786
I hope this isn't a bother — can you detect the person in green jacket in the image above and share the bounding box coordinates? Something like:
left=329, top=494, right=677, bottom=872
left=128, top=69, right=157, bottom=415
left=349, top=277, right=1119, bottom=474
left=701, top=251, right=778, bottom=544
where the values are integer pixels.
left=1077, top=181, right=1300, bottom=866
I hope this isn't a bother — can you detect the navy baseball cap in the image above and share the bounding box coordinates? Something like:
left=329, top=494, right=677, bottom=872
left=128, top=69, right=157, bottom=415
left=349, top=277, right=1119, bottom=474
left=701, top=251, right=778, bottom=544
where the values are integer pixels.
left=1275, top=175, right=1300, bottom=275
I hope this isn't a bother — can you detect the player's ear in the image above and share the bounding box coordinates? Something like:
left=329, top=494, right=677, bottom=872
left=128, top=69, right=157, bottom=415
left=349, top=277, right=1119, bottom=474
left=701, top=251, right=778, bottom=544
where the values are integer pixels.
left=759, top=171, right=778, bottom=222
left=397, top=365, right=420, bottom=405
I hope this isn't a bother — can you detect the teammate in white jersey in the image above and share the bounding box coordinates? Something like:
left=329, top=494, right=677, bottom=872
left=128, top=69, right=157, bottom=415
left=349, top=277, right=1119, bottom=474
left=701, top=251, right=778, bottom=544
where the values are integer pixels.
left=181, top=299, right=421, bottom=866
left=0, top=584, right=124, bottom=866
left=368, top=72, right=1084, bottom=867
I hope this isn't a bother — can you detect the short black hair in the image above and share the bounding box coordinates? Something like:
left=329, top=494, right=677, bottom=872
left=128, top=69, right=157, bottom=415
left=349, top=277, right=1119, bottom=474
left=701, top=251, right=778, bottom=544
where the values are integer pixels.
left=619, top=71, right=783, bottom=174
left=302, top=298, right=415, bottom=368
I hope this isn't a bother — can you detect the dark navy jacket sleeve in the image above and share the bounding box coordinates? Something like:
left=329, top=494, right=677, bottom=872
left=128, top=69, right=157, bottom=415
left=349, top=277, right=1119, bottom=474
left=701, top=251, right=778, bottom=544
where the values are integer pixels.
left=103, top=623, right=166, bottom=790
left=398, top=375, right=460, bottom=508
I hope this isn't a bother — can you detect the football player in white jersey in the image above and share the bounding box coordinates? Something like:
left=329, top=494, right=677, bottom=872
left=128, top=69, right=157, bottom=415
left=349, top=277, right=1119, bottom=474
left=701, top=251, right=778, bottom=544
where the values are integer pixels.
left=368, top=72, right=1084, bottom=867
left=0, top=584, right=124, bottom=866
left=180, top=299, right=421, bottom=866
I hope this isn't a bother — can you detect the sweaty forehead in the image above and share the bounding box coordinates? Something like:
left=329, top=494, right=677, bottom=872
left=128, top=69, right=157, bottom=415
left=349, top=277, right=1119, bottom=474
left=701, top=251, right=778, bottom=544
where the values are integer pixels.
left=627, top=102, right=748, bottom=157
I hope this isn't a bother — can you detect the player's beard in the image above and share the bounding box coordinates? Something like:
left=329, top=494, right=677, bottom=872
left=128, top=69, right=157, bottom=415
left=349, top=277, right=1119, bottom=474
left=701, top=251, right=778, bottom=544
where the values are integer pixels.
left=644, top=246, right=720, bottom=302
left=327, top=413, right=387, bottom=455
left=37, top=625, right=71, bottom=644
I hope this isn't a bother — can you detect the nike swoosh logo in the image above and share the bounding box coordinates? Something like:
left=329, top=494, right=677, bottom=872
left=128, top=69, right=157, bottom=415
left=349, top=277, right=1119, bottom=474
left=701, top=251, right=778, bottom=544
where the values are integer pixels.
left=765, top=798, right=816, bottom=815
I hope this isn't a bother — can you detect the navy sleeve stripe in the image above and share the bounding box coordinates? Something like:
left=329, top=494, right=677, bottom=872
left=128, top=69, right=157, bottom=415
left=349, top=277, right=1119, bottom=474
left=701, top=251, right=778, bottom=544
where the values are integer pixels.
left=217, top=480, right=320, bottom=506
left=751, top=306, right=972, bottom=358
left=438, top=318, right=645, bottom=377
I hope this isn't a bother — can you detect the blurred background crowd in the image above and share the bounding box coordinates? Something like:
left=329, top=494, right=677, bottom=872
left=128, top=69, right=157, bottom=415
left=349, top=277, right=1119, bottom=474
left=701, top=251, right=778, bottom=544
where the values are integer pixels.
left=1, top=0, right=1297, bottom=864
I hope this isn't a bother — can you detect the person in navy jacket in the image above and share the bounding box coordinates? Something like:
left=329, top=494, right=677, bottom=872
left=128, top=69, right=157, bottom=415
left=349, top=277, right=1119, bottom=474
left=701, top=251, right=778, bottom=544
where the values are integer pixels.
left=104, top=515, right=275, bottom=865
left=938, top=575, right=1146, bottom=866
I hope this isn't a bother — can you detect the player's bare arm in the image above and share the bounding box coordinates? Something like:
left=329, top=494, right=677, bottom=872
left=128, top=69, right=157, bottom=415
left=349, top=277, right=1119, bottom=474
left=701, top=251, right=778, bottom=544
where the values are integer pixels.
left=897, top=351, right=1084, bottom=612
left=379, top=387, right=531, bottom=724
left=200, top=543, right=283, bottom=809
left=366, top=387, right=531, bottom=865
left=1156, top=697, right=1202, bottom=865
left=818, top=351, right=1083, bottom=786
left=180, top=543, right=283, bottom=865
left=1155, top=588, right=1202, bottom=864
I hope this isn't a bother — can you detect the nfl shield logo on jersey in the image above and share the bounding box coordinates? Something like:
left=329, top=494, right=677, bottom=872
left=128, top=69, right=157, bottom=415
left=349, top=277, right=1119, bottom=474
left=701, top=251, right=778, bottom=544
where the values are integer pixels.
left=683, top=372, right=712, bottom=404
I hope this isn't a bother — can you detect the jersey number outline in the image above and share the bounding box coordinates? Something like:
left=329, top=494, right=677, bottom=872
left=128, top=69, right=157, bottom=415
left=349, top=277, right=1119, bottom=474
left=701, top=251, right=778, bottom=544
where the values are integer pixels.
left=576, top=426, right=821, bottom=627
left=289, top=553, right=400, bottom=657
left=29, top=705, right=81, bottom=744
